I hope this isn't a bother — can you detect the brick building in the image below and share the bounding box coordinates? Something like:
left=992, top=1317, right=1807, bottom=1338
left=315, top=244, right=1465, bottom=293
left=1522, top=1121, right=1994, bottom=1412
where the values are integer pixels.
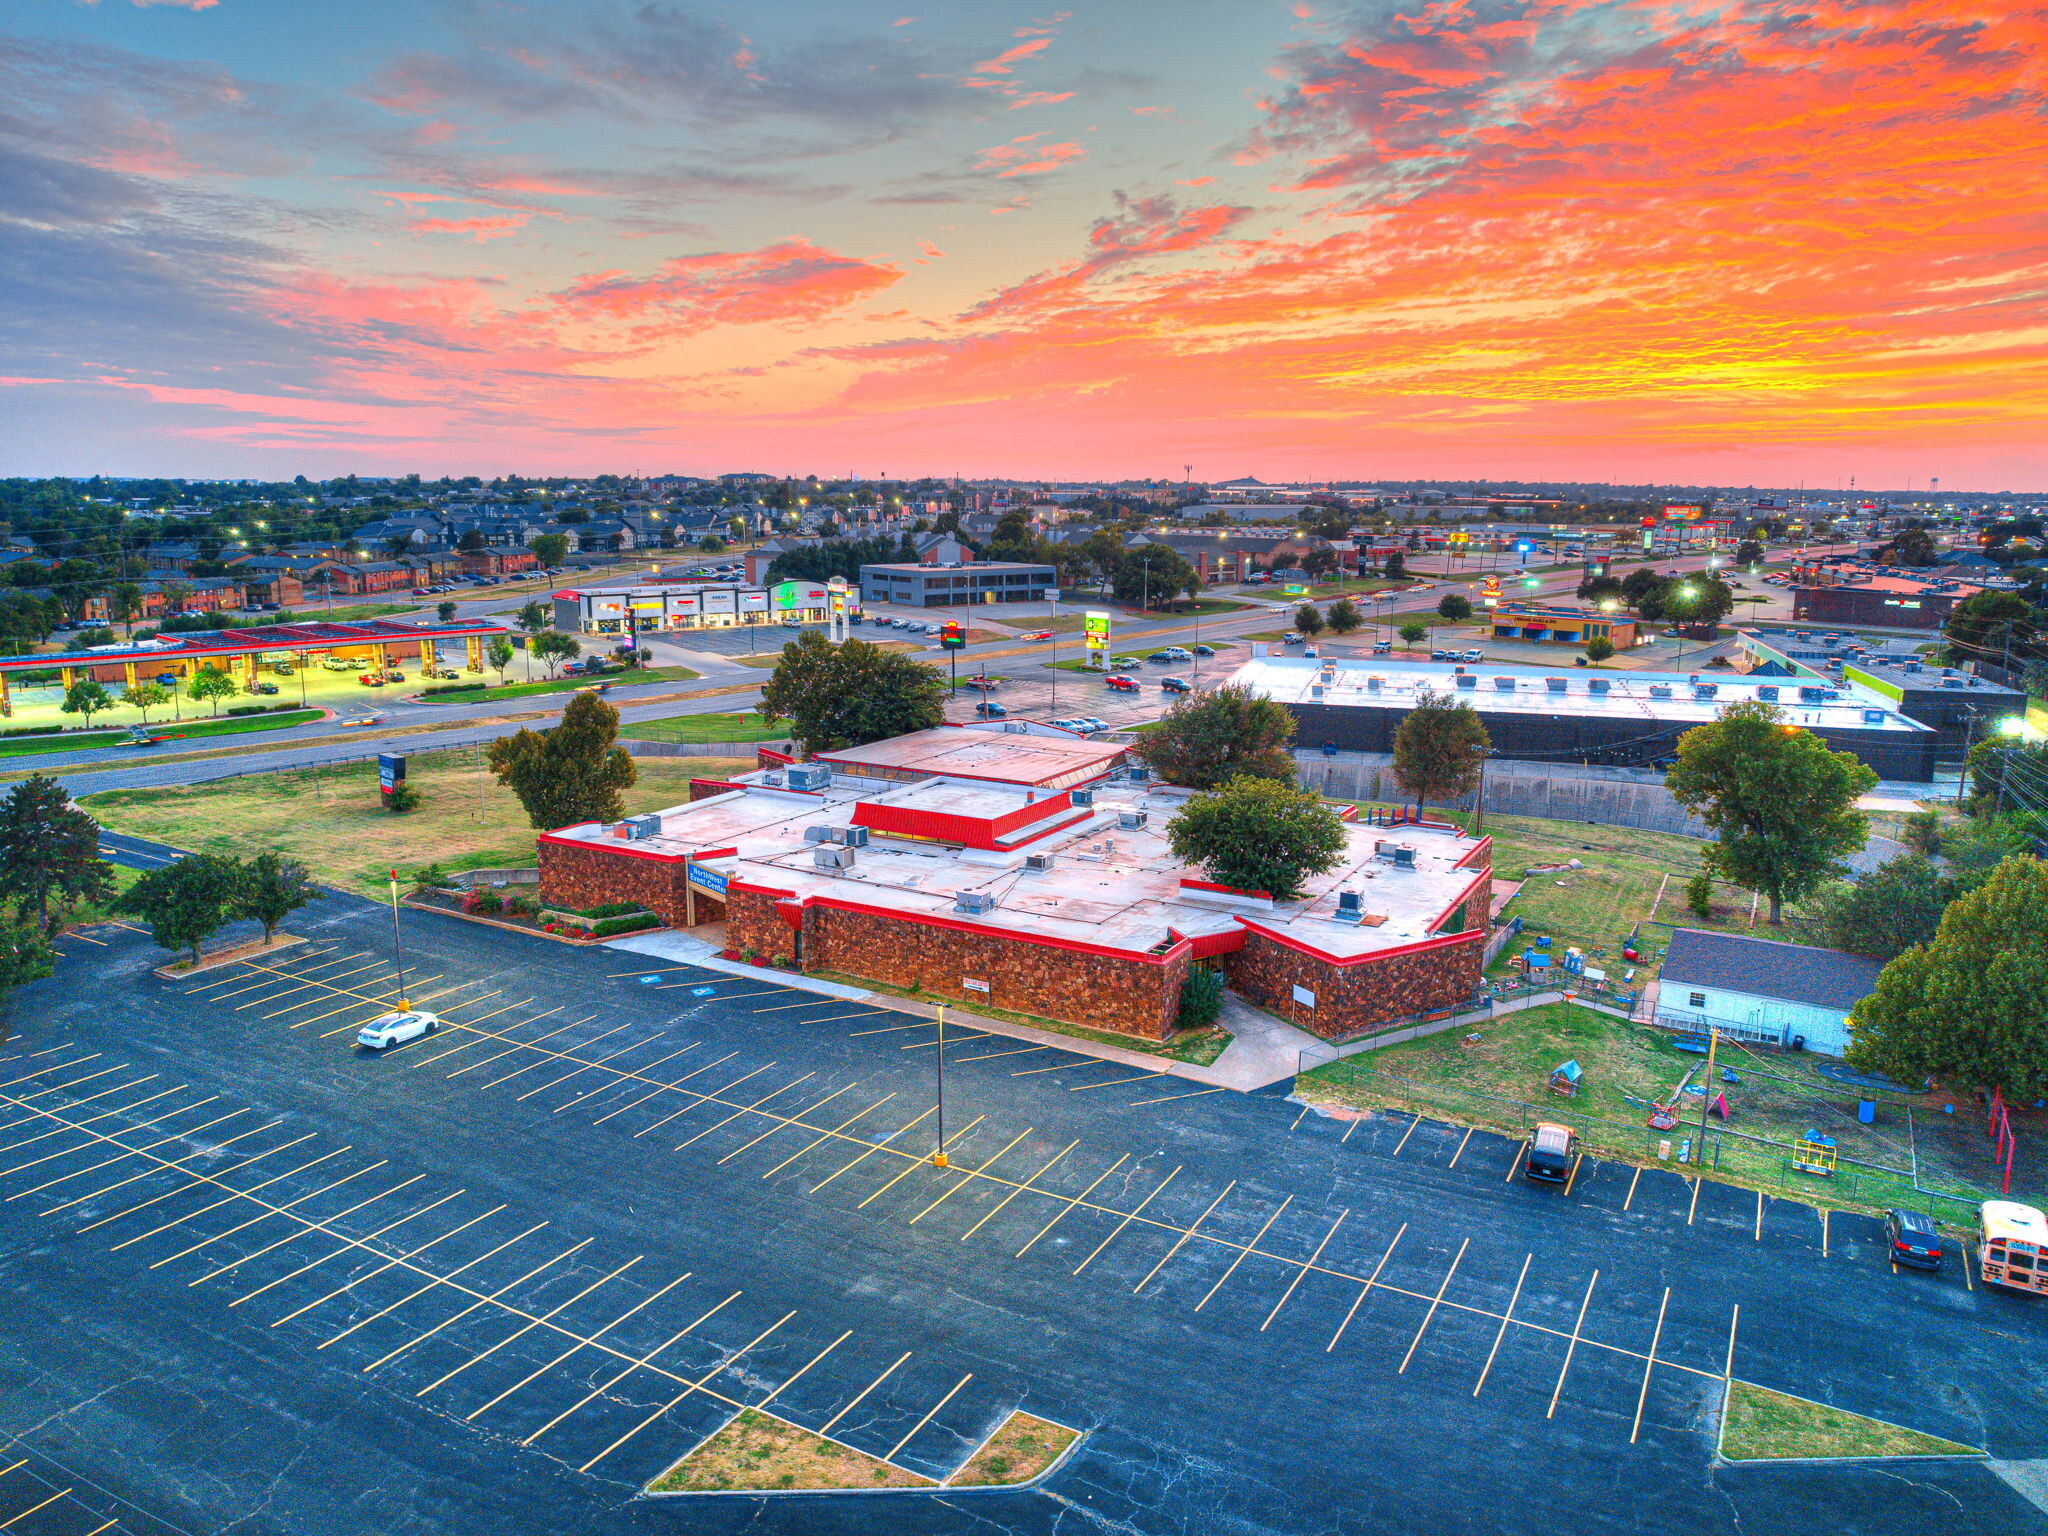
left=536, top=725, right=1491, bottom=1040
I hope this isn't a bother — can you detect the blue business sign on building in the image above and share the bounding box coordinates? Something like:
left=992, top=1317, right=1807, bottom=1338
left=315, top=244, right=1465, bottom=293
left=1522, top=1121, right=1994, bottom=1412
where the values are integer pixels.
left=687, top=863, right=728, bottom=897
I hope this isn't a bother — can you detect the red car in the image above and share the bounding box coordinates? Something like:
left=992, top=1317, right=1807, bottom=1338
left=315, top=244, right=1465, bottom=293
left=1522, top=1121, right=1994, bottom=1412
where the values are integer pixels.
left=1022, top=631, right=1055, bottom=641
left=1105, top=675, right=1139, bottom=692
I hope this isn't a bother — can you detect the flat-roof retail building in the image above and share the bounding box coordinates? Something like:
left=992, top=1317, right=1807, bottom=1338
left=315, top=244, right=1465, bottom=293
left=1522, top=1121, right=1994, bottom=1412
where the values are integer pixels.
left=1488, top=602, right=1640, bottom=649
left=552, top=580, right=833, bottom=635
left=1788, top=566, right=1987, bottom=630
left=536, top=724, right=1492, bottom=1040
left=1230, top=653, right=1940, bottom=781
left=1735, top=628, right=2023, bottom=760
left=858, top=560, right=1058, bottom=608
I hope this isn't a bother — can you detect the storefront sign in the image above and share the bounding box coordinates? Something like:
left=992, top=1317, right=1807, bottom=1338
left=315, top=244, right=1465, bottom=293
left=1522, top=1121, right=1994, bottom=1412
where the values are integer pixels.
left=1084, top=610, right=1111, bottom=652
left=686, top=863, right=728, bottom=897
left=962, top=977, right=990, bottom=994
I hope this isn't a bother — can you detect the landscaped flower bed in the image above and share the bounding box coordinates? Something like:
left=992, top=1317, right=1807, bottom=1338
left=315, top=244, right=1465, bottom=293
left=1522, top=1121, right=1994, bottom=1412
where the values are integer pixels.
left=408, top=884, right=663, bottom=941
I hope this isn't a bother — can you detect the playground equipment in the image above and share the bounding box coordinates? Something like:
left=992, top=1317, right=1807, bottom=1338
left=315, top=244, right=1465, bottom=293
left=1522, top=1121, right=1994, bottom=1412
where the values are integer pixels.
left=1548, top=1060, right=1582, bottom=1098
left=1792, top=1131, right=1839, bottom=1177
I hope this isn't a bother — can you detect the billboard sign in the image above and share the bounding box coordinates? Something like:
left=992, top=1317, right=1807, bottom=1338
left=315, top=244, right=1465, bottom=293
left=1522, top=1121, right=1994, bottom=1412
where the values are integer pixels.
left=1084, top=611, right=1111, bottom=652
left=377, top=753, right=407, bottom=798
left=940, top=619, right=966, bottom=651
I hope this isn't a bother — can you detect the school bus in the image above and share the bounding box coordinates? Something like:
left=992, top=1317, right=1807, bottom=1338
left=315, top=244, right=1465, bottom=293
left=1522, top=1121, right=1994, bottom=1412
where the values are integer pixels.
left=1978, top=1201, right=2048, bottom=1294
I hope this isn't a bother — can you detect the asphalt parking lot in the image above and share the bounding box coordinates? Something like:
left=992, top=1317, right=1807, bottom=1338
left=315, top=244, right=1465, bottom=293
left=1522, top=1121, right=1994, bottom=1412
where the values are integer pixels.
left=2, top=896, right=2045, bottom=1535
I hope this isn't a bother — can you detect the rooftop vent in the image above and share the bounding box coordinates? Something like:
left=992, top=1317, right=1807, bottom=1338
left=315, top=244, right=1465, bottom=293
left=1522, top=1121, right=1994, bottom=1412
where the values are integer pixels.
left=1001, top=721, right=1028, bottom=734
left=1366, top=675, right=1383, bottom=691
left=1648, top=684, right=1672, bottom=699
left=1310, top=684, right=1325, bottom=700
left=803, top=825, right=837, bottom=844
left=622, top=813, right=661, bottom=841
left=1903, top=660, right=1923, bottom=673
left=1693, top=683, right=1719, bottom=700
left=785, top=763, right=831, bottom=792
left=1799, top=686, right=1829, bottom=703
left=1454, top=674, right=1476, bottom=689
left=1942, top=677, right=1965, bottom=689
left=954, top=891, right=996, bottom=915
left=1333, top=890, right=1365, bottom=924
left=1587, top=677, right=1611, bottom=694
left=1494, top=676, right=1516, bottom=691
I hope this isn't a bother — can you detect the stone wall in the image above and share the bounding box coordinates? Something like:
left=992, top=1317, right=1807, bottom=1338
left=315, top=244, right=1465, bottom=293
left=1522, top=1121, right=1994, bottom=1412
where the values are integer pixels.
left=536, top=839, right=690, bottom=927
left=1220, top=930, right=1483, bottom=1040
left=726, top=886, right=795, bottom=961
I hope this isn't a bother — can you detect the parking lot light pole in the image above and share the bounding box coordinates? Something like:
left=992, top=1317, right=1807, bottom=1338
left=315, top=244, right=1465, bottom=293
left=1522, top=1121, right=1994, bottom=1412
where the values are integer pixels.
left=386, top=870, right=411, bottom=1009
left=932, top=1003, right=950, bottom=1169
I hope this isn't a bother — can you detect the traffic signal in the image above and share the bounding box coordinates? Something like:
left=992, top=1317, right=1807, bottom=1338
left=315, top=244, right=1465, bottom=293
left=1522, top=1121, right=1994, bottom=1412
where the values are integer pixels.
left=940, top=620, right=966, bottom=651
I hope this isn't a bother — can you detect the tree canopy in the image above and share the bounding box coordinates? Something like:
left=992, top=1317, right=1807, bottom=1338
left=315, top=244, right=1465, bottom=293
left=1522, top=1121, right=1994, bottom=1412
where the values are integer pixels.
left=0, top=775, right=115, bottom=930
left=758, top=632, right=945, bottom=755
left=115, top=852, right=246, bottom=965
left=1943, top=589, right=2037, bottom=670
left=1664, top=701, right=1876, bottom=923
left=1132, top=681, right=1298, bottom=789
left=487, top=690, right=638, bottom=829
left=1793, top=852, right=1951, bottom=960
left=1165, top=775, right=1348, bottom=900
left=1847, top=855, right=2048, bottom=1100
left=1391, top=687, right=1490, bottom=814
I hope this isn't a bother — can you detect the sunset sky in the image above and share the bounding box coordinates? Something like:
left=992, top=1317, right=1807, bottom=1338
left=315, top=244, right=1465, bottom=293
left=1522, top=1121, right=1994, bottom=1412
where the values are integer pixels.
left=6, top=0, right=2047, bottom=486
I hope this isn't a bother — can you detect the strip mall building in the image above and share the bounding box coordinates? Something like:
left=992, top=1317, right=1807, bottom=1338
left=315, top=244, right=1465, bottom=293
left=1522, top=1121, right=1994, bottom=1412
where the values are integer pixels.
left=537, top=725, right=1492, bottom=1041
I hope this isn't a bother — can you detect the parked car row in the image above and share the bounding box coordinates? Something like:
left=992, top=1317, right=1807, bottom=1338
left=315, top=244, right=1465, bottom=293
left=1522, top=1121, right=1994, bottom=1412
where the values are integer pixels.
left=1049, top=716, right=1107, bottom=735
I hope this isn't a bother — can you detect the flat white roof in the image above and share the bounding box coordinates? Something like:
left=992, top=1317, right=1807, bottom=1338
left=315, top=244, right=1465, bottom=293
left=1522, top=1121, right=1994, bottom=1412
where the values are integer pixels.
left=1229, top=656, right=1933, bottom=734
left=816, top=727, right=1128, bottom=787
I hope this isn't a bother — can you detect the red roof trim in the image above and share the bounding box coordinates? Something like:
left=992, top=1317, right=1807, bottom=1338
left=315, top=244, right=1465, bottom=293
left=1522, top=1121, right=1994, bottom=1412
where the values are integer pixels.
left=536, top=829, right=685, bottom=864
left=777, top=891, right=1186, bottom=966
left=1180, top=877, right=1273, bottom=899
left=1430, top=867, right=1493, bottom=935
left=1455, top=835, right=1492, bottom=871
left=1235, top=918, right=1481, bottom=967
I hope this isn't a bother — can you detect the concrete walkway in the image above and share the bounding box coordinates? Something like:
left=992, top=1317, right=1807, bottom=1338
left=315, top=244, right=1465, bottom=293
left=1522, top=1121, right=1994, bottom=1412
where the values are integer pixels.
left=1206, top=995, right=1328, bottom=1089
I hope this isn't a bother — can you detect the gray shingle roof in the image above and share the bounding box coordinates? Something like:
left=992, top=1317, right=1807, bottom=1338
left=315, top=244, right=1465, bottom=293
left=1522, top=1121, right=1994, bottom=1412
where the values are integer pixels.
left=1659, top=928, right=1883, bottom=1012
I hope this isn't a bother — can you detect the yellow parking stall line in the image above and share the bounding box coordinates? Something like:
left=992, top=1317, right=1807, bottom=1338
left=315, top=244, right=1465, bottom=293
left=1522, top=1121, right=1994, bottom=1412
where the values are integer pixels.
left=811, top=1107, right=938, bottom=1194
left=362, top=1236, right=595, bottom=1374
left=1754, top=1189, right=1764, bottom=1242
left=556, top=1044, right=699, bottom=1114
left=1334, top=1225, right=1422, bottom=1354
left=277, top=990, right=391, bottom=1027
left=1134, top=1179, right=1237, bottom=1295
left=909, top=1127, right=1033, bottom=1225
left=1686, top=1176, right=1703, bottom=1226
left=100, top=1141, right=341, bottom=1244
left=956, top=1045, right=1049, bottom=1063
left=961, top=1140, right=1076, bottom=1241
left=151, top=1159, right=390, bottom=1269
left=404, top=979, right=497, bottom=1011
left=82, top=1521, right=117, bottom=1536
left=1472, top=1253, right=1532, bottom=1395
left=855, top=1117, right=985, bottom=1208
left=802, top=1010, right=892, bottom=1026
left=64, top=929, right=106, bottom=945
left=761, top=1095, right=897, bottom=1179
left=1260, top=1209, right=1348, bottom=1332
left=1, top=1092, right=214, bottom=1180
left=22, top=1108, right=258, bottom=1209
left=578, top=1311, right=796, bottom=1472
left=1128, top=1087, right=1225, bottom=1108
left=594, top=1050, right=739, bottom=1128
left=414, top=1007, right=569, bottom=1069
left=607, top=966, right=692, bottom=978
left=755, top=1329, right=851, bottom=1413
left=460, top=1269, right=694, bottom=1421
left=418, top=1256, right=643, bottom=1400
left=1398, top=1238, right=1470, bottom=1374
left=1505, top=1142, right=1527, bottom=1182
left=718, top=1082, right=859, bottom=1166
left=675, top=1074, right=819, bottom=1151
left=1623, top=1166, right=1643, bottom=1212
left=1446, top=1128, right=1475, bottom=1169
left=900, top=1032, right=993, bottom=1052
left=1017, top=1154, right=1130, bottom=1258
left=447, top=1015, right=596, bottom=1081
left=752, top=997, right=861, bottom=1014
left=819, top=1351, right=913, bottom=1437
left=271, top=1204, right=511, bottom=1330
left=1821, top=1208, right=1830, bottom=1258
left=1289, top=1107, right=1311, bottom=1133
left=0, top=1460, right=25, bottom=1478
left=234, top=961, right=388, bottom=1010
left=1011, top=1060, right=1089, bottom=1077
left=1630, top=1287, right=1671, bottom=1443
left=0, top=1488, right=71, bottom=1528
left=227, top=1188, right=466, bottom=1307
left=886, top=1371, right=973, bottom=1463
left=1069, top=1073, right=1166, bottom=1093
left=1340, top=1115, right=1363, bottom=1145
left=1544, top=1269, right=1600, bottom=1418
left=0, top=1074, right=166, bottom=1149
left=1194, top=1194, right=1292, bottom=1312
left=633, top=1062, right=775, bottom=1139
left=481, top=1020, right=633, bottom=1091
left=427, top=994, right=528, bottom=1030
left=848, top=1021, right=933, bottom=1039
left=1391, top=1116, right=1421, bottom=1158
left=1071, top=1166, right=1180, bottom=1275
left=520, top=1289, right=739, bottom=1445
left=509, top=1024, right=648, bottom=1101
left=0, top=1051, right=108, bottom=1095
left=1723, top=1303, right=1740, bottom=1387
left=196, top=1175, right=427, bottom=1287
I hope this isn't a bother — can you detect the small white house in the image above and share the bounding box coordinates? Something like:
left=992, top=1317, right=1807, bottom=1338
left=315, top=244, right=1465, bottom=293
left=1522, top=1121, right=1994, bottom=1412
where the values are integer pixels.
left=1654, top=929, right=1885, bottom=1057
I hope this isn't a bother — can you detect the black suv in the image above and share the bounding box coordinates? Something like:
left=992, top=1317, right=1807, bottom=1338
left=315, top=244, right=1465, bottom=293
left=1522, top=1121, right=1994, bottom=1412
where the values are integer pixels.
left=1884, top=1209, right=1943, bottom=1271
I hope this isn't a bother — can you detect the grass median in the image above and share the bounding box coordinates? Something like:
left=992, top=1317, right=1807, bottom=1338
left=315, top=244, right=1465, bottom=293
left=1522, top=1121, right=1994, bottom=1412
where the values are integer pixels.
left=418, top=666, right=699, bottom=705
left=83, top=746, right=740, bottom=893
left=0, top=708, right=324, bottom=757
left=616, top=712, right=788, bottom=744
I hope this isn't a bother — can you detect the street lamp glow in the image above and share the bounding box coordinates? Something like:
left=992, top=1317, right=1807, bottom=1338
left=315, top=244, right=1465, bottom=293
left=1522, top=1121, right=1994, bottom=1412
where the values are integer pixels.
left=1998, top=716, right=2027, bottom=736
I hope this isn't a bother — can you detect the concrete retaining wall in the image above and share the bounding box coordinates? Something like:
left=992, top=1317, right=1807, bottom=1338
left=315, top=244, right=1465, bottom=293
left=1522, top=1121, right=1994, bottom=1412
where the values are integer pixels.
left=622, top=739, right=787, bottom=759
left=1298, top=751, right=1713, bottom=839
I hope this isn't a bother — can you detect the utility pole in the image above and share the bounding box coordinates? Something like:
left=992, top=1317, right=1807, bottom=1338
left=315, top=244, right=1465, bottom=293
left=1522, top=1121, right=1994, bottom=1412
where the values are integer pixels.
left=386, top=870, right=411, bottom=1008
left=931, top=1003, right=950, bottom=1168
left=1697, top=1026, right=1719, bottom=1156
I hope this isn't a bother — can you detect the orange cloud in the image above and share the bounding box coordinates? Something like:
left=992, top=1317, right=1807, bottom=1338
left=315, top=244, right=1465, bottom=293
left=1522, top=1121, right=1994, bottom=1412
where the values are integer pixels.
left=972, top=37, right=1052, bottom=75
left=408, top=215, right=527, bottom=241
left=973, top=133, right=1086, bottom=177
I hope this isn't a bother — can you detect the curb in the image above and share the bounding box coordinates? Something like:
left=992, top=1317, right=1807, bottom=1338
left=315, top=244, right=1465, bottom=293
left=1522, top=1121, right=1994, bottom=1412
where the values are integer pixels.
left=149, top=931, right=308, bottom=979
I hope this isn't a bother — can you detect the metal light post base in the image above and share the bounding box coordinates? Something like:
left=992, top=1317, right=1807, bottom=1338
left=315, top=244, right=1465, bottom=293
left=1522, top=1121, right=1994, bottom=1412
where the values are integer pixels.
left=931, top=1152, right=950, bottom=1169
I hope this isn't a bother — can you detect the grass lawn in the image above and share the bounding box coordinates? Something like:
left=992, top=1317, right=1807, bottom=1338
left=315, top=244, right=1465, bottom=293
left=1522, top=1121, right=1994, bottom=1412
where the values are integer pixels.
left=421, top=666, right=698, bottom=704
left=649, top=1409, right=931, bottom=1492
left=276, top=602, right=423, bottom=624
left=84, top=748, right=739, bottom=893
left=616, top=712, right=787, bottom=744
left=1720, top=1382, right=1977, bottom=1462
left=0, top=709, right=324, bottom=757
left=947, top=1413, right=1080, bottom=1487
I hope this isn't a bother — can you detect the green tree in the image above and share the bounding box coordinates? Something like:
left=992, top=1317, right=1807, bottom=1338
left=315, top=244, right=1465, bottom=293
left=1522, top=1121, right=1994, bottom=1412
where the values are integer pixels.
left=1879, top=527, right=1938, bottom=566
left=728, top=515, right=748, bottom=542
left=758, top=632, right=946, bottom=754
left=0, top=775, right=116, bottom=930
left=1576, top=573, right=1625, bottom=605
left=1793, top=853, right=1951, bottom=961
left=123, top=680, right=171, bottom=723
left=1382, top=550, right=1406, bottom=580
left=1165, top=775, right=1348, bottom=900
left=486, top=637, right=515, bottom=682
left=385, top=779, right=421, bottom=814
left=527, top=533, right=570, bottom=568
left=1436, top=593, right=1472, bottom=622
left=1133, top=681, right=1297, bottom=789
left=1293, top=603, right=1325, bottom=638
left=1847, top=856, right=2048, bottom=1100
left=1620, top=565, right=1666, bottom=610
left=1391, top=686, right=1490, bottom=815
left=108, top=581, right=144, bottom=636
left=1583, top=635, right=1616, bottom=663
left=514, top=600, right=551, bottom=636
left=1943, top=589, right=2035, bottom=670
left=115, top=852, right=246, bottom=966
left=531, top=630, right=582, bottom=677
left=1664, top=701, right=1877, bottom=924
left=1685, top=869, right=1716, bottom=922
left=1397, top=619, right=1429, bottom=646
left=1114, top=547, right=1200, bottom=608
left=487, top=691, right=638, bottom=829
left=1664, top=576, right=1735, bottom=627
left=61, top=678, right=114, bottom=728
left=697, top=535, right=726, bottom=553
left=237, top=851, right=319, bottom=945
left=1301, top=546, right=1340, bottom=581
left=1176, top=963, right=1226, bottom=1031
left=1735, top=539, right=1764, bottom=567
left=187, top=667, right=239, bottom=716
left=436, top=599, right=459, bottom=622
left=0, top=919, right=56, bottom=1014
left=1325, top=597, right=1363, bottom=634
left=455, top=527, right=488, bottom=553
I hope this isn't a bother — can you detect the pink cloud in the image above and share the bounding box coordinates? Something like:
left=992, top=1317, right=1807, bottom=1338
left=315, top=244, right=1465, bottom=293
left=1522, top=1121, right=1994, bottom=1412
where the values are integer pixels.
left=409, top=215, right=527, bottom=242
left=1008, top=91, right=1077, bottom=109
left=972, top=37, right=1053, bottom=75
left=552, top=237, right=903, bottom=340
left=974, top=133, right=1085, bottom=177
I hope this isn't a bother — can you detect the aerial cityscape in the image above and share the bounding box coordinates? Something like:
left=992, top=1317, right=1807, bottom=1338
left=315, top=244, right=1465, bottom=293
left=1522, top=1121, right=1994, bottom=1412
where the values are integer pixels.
left=2, top=3, right=2047, bottom=1536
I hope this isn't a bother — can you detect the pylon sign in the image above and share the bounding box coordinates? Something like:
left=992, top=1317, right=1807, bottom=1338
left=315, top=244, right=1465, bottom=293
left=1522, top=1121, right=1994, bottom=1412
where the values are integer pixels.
left=1084, top=611, right=1111, bottom=652
left=940, top=619, right=966, bottom=651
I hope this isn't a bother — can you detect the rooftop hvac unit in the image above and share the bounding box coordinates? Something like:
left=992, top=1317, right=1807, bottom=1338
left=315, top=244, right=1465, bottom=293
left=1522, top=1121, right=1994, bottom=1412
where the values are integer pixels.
left=1333, top=890, right=1364, bottom=924
left=1002, top=721, right=1028, bottom=734
left=1126, top=765, right=1150, bottom=782
left=1862, top=708, right=1887, bottom=724
left=954, top=891, right=996, bottom=915
left=1117, top=809, right=1149, bottom=830
left=1493, top=676, right=1516, bottom=691
left=1648, top=684, right=1673, bottom=700
left=1942, top=677, right=1965, bottom=689
left=1692, top=684, right=1718, bottom=700
left=803, top=825, right=837, bottom=844
left=1755, top=684, right=1779, bottom=701
left=1587, top=678, right=1611, bottom=694
left=1366, top=675, right=1383, bottom=691
left=1799, top=686, right=1828, bottom=702
left=1022, top=853, right=1054, bottom=873
left=1070, top=788, right=1094, bottom=807
left=1903, top=660, right=1922, bottom=673
left=1310, top=684, right=1324, bottom=700
left=841, top=825, right=870, bottom=848
left=785, top=763, right=831, bottom=791
left=813, top=845, right=857, bottom=870
left=1545, top=677, right=1568, bottom=692
left=763, top=771, right=784, bottom=787
left=1391, top=846, right=1417, bottom=870
left=1454, top=674, right=1476, bottom=689
left=622, top=813, right=661, bottom=840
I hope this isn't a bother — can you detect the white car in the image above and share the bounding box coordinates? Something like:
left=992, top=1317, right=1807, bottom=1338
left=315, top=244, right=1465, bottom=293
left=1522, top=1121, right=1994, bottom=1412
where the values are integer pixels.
left=356, top=1010, right=441, bottom=1051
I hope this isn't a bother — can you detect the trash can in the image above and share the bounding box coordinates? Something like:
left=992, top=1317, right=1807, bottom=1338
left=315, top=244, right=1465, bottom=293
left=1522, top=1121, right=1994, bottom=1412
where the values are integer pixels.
left=1857, top=1098, right=1876, bottom=1125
